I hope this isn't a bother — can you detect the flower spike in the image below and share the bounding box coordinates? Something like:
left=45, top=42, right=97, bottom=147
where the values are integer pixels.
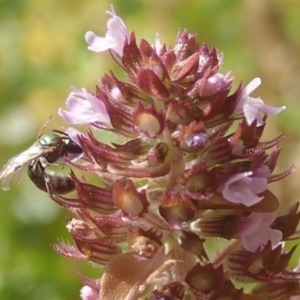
left=32, top=5, right=295, bottom=300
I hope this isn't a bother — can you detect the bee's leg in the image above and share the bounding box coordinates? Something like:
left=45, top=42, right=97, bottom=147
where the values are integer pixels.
left=39, top=157, right=48, bottom=168
left=39, top=156, right=59, bottom=168
left=43, top=170, right=55, bottom=198
left=45, top=179, right=52, bottom=196
left=38, top=116, right=52, bottom=138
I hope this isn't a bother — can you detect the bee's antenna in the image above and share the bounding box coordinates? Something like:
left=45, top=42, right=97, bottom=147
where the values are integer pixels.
left=52, top=129, right=68, bottom=136
left=38, top=116, right=52, bottom=138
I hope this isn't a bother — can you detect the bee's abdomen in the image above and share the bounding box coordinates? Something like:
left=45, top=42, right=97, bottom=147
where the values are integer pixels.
left=44, top=169, right=75, bottom=194
left=27, top=160, right=47, bottom=192
left=27, top=160, right=75, bottom=194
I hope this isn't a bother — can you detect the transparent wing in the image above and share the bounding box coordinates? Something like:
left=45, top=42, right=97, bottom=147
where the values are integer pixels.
left=0, top=142, right=49, bottom=191
left=0, top=167, right=27, bottom=191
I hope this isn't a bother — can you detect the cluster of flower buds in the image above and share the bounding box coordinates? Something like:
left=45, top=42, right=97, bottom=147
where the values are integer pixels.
left=51, top=6, right=300, bottom=300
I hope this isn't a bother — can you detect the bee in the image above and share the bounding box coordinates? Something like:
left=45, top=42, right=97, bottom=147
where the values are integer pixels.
left=0, top=123, right=82, bottom=192
left=27, top=158, right=76, bottom=194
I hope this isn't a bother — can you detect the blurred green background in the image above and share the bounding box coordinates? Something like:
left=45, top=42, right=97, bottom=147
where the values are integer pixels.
left=0, top=0, right=300, bottom=299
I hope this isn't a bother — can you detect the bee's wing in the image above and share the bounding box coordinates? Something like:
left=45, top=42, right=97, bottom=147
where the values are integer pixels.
left=0, top=166, right=27, bottom=191
left=0, top=142, right=48, bottom=191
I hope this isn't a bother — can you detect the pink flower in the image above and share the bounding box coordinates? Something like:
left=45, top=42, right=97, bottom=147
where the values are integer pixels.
left=85, top=5, right=128, bottom=56
left=58, top=87, right=111, bottom=126
left=252, top=164, right=270, bottom=178
left=154, top=33, right=163, bottom=54
left=80, top=285, right=99, bottom=300
left=235, top=77, right=286, bottom=126
left=221, top=171, right=267, bottom=206
left=200, top=72, right=233, bottom=97
left=237, top=212, right=282, bottom=252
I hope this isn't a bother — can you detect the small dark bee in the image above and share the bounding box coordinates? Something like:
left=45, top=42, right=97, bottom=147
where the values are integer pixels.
left=0, top=123, right=82, bottom=192
left=27, top=159, right=76, bottom=194
left=38, top=130, right=82, bottom=164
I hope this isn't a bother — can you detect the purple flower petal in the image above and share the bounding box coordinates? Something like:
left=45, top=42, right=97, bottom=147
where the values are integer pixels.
left=154, top=33, right=163, bottom=54
left=248, top=177, right=267, bottom=194
left=80, top=285, right=99, bottom=300
left=235, top=78, right=286, bottom=126
left=85, top=5, right=128, bottom=56
left=239, top=213, right=282, bottom=252
left=85, top=31, right=115, bottom=53
left=201, top=72, right=233, bottom=97
left=59, top=88, right=111, bottom=126
left=221, top=171, right=267, bottom=206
